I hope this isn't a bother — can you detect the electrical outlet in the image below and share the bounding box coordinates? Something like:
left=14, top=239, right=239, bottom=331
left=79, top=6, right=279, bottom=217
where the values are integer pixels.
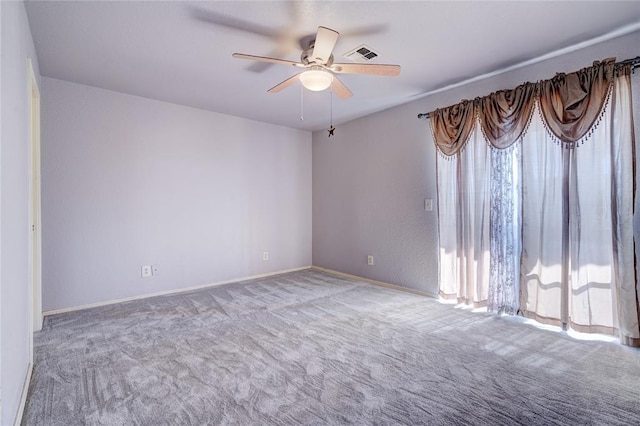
left=424, top=199, right=433, bottom=211
left=262, top=251, right=269, bottom=261
left=141, top=265, right=152, bottom=278
left=367, top=255, right=374, bottom=266
left=151, top=265, right=160, bottom=276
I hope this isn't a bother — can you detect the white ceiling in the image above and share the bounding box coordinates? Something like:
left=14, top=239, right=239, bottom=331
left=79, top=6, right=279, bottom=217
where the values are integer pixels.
left=25, top=1, right=640, bottom=132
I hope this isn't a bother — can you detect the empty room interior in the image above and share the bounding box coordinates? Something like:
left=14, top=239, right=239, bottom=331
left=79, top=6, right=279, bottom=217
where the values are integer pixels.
left=2, top=1, right=640, bottom=424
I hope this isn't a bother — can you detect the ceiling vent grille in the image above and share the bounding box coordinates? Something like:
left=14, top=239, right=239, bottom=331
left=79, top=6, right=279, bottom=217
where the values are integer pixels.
left=343, top=45, right=380, bottom=63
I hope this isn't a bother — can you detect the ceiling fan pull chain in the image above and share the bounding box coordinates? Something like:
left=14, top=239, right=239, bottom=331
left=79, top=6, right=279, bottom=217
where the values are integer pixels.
left=330, top=89, right=333, bottom=128
left=328, top=89, right=336, bottom=138
left=300, top=84, right=304, bottom=121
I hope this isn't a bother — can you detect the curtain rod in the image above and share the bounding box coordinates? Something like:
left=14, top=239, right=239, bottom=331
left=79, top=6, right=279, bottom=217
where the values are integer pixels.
left=417, top=56, right=640, bottom=120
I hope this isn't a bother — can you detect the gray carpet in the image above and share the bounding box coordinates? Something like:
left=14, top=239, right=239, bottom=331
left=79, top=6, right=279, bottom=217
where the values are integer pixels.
left=23, top=269, right=640, bottom=425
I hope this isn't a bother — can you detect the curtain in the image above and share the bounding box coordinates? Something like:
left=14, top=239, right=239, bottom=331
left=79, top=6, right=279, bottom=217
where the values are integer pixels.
left=435, top=122, right=521, bottom=312
left=489, top=141, right=521, bottom=315
left=609, top=69, right=638, bottom=346
left=520, top=108, right=565, bottom=325
left=436, top=125, right=491, bottom=306
left=430, top=58, right=639, bottom=347
left=567, top=103, right=617, bottom=335
left=522, top=64, right=638, bottom=344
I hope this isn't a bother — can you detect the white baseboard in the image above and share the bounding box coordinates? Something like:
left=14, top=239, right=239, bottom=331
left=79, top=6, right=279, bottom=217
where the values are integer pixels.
left=14, top=362, right=33, bottom=426
left=43, top=266, right=312, bottom=317
left=42, top=265, right=433, bottom=317
left=311, top=266, right=437, bottom=298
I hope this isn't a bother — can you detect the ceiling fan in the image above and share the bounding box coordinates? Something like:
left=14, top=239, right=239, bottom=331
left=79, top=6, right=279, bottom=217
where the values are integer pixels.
left=233, top=26, right=401, bottom=99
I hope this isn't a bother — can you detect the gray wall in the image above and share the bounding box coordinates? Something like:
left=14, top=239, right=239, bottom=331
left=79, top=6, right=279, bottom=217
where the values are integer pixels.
left=41, top=78, right=312, bottom=312
left=1, top=1, right=41, bottom=424
left=312, top=30, right=640, bottom=295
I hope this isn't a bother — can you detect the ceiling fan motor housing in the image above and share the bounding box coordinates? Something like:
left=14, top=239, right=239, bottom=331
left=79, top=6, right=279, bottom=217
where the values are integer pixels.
left=301, top=44, right=334, bottom=67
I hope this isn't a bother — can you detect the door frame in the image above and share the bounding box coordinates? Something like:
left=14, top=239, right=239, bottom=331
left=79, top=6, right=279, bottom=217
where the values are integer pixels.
left=28, top=58, right=42, bottom=350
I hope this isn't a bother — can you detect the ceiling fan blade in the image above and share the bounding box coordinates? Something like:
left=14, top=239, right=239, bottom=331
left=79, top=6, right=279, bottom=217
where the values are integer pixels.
left=331, top=63, right=401, bottom=76
left=190, top=7, right=280, bottom=39
left=267, top=73, right=303, bottom=93
left=331, top=76, right=353, bottom=99
left=340, top=24, right=388, bottom=38
left=311, top=26, right=339, bottom=64
left=233, top=53, right=304, bottom=68
left=246, top=46, right=296, bottom=73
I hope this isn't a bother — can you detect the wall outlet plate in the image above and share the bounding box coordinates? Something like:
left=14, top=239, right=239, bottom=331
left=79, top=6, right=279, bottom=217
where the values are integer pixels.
left=151, top=265, right=160, bottom=275
left=424, top=199, right=433, bottom=211
left=141, top=265, right=152, bottom=278
left=262, top=251, right=269, bottom=261
left=367, top=255, right=374, bottom=266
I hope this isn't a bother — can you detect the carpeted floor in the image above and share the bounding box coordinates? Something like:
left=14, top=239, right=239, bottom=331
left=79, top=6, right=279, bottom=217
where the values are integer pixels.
left=23, top=269, right=640, bottom=425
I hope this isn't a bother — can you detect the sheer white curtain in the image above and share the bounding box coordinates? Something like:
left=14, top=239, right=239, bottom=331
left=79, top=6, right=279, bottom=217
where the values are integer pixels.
left=610, top=72, right=638, bottom=346
left=520, top=108, right=565, bottom=325
left=436, top=125, right=490, bottom=306
left=568, top=97, right=617, bottom=334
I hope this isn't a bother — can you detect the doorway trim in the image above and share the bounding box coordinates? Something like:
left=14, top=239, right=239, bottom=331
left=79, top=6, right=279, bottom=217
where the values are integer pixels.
left=28, top=58, right=42, bottom=341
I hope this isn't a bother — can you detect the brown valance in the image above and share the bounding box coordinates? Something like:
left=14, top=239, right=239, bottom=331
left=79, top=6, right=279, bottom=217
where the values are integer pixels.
left=430, top=100, right=475, bottom=156
left=539, top=58, right=615, bottom=143
left=430, top=57, right=620, bottom=155
left=478, top=82, right=536, bottom=149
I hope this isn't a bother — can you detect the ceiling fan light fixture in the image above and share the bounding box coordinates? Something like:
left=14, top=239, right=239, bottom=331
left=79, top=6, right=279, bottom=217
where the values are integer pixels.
left=299, top=69, right=334, bottom=91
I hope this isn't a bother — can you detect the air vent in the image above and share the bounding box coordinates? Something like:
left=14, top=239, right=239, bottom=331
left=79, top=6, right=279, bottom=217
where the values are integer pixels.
left=343, top=44, right=380, bottom=63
